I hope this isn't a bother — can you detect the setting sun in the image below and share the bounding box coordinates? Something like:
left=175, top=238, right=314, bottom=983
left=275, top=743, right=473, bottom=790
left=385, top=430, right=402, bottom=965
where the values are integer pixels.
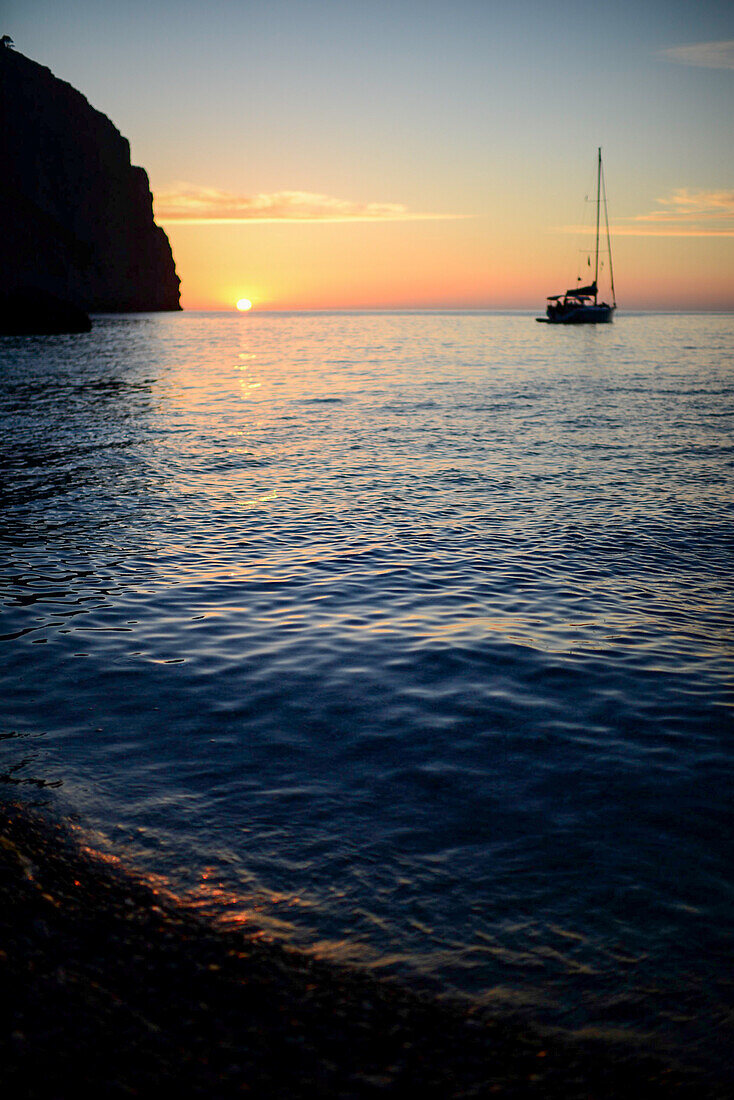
left=236, top=298, right=253, bottom=311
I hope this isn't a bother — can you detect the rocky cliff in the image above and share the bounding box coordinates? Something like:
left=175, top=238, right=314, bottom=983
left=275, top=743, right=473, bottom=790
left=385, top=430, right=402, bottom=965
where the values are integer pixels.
left=0, top=47, right=180, bottom=312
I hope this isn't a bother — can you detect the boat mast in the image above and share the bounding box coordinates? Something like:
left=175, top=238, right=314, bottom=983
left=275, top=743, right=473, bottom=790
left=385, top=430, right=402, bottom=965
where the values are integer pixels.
left=600, top=153, right=616, bottom=308
left=594, top=147, right=601, bottom=305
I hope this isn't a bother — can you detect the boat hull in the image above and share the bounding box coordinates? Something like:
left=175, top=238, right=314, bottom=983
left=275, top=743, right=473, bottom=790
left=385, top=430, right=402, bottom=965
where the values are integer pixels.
left=540, top=304, right=615, bottom=325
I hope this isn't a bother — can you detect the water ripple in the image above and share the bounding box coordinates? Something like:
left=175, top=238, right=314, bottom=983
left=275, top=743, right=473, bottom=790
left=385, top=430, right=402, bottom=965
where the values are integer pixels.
left=1, top=311, right=732, bottom=1074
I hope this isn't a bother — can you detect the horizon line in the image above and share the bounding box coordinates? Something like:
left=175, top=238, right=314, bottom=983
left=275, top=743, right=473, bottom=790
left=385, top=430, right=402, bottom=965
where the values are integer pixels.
left=133, top=305, right=734, bottom=316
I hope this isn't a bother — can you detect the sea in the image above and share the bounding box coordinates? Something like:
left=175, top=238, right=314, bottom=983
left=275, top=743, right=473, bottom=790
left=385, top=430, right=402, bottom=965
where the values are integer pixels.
left=1, top=310, right=732, bottom=1078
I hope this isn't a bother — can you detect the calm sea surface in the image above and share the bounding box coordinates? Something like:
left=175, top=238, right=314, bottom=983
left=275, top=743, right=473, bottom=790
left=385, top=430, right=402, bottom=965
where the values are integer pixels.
left=1, top=311, right=732, bottom=1072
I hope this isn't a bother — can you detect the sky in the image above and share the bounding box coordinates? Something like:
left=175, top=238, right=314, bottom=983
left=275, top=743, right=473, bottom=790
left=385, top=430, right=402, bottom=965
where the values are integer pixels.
left=5, top=0, right=734, bottom=310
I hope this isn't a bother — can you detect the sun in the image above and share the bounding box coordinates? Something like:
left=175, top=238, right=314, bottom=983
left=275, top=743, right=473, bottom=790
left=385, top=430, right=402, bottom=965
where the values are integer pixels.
left=236, top=298, right=253, bottom=311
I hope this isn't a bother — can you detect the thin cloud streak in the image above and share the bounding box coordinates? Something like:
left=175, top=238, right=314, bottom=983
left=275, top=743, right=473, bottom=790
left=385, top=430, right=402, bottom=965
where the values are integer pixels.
left=603, top=227, right=733, bottom=238
left=634, top=188, right=734, bottom=221
left=557, top=189, right=734, bottom=237
left=154, top=185, right=468, bottom=224
left=661, top=39, right=734, bottom=70
left=558, top=225, right=734, bottom=238
left=630, top=188, right=734, bottom=235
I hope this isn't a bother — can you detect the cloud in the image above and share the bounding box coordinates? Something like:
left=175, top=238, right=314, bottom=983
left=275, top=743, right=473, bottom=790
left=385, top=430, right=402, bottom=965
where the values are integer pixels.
left=154, top=185, right=466, bottom=224
left=598, top=226, right=734, bottom=238
left=661, top=39, right=734, bottom=70
left=557, top=190, right=734, bottom=237
left=629, top=189, right=734, bottom=235
left=634, top=189, right=734, bottom=218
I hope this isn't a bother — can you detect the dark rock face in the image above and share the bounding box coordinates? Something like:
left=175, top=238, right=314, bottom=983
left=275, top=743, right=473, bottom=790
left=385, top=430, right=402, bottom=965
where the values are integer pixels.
left=0, top=48, right=180, bottom=313
left=0, top=287, right=91, bottom=334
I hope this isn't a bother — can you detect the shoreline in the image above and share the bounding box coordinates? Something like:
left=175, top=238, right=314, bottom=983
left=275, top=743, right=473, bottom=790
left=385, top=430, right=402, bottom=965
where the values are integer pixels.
left=0, top=799, right=724, bottom=1098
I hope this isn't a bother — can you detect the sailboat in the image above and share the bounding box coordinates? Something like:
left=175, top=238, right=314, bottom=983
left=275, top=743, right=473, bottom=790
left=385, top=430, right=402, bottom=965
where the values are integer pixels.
left=538, top=148, right=616, bottom=324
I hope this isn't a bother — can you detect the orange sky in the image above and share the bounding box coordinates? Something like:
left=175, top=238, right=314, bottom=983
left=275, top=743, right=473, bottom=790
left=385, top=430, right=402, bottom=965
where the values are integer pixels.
left=162, top=214, right=734, bottom=313
left=12, top=0, right=734, bottom=311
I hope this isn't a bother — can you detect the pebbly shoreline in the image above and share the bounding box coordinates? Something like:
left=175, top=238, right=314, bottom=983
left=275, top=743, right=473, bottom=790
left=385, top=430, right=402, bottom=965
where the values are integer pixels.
left=0, top=800, right=722, bottom=1098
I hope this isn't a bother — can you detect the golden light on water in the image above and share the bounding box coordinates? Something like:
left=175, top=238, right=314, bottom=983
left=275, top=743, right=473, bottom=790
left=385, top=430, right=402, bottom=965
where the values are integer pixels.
left=236, top=298, right=253, bottom=311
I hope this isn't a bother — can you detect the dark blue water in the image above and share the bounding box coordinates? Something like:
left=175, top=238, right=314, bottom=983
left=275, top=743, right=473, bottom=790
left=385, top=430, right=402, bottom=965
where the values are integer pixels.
left=2, top=312, right=732, bottom=1072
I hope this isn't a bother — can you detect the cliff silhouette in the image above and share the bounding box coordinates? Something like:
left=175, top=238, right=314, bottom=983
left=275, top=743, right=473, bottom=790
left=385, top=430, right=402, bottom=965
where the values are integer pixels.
left=0, top=46, right=180, bottom=314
